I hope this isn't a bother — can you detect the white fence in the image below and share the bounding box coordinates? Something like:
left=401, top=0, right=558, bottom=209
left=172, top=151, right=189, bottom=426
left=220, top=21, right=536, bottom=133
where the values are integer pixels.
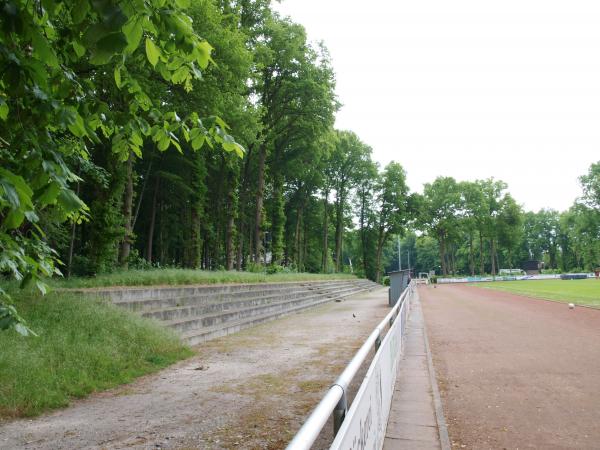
left=286, top=282, right=415, bottom=450
left=330, top=284, right=413, bottom=449
left=437, top=273, right=596, bottom=284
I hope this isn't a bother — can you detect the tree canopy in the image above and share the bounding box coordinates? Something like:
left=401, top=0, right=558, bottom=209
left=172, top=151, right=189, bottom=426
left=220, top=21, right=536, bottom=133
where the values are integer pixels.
left=1, top=1, right=599, bottom=335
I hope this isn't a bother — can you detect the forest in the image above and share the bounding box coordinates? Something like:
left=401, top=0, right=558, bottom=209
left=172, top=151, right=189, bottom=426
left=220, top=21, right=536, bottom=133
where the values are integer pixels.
left=399, top=170, right=600, bottom=278
left=1, top=0, right=599, bottom=333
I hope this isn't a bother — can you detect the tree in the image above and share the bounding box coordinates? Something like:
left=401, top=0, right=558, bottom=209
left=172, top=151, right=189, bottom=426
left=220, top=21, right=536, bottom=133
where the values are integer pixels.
left=461, top=181, right=486, bottom=275
left=250, top=16, right=337, bottom=265
left=496, top=194, right=523, bottom=269
left=414, top=236, right=440, bottom=275
left=328, top=131, right=371, bottom=272
left=354, top=155, right=379, bottom=279
left=373, top=162, right=410, bottom=282
left=420, top=177, right=463, bottom=276
left=0, top=0, right=242, bottom=333
left=580, top=161, right=600, bottom=209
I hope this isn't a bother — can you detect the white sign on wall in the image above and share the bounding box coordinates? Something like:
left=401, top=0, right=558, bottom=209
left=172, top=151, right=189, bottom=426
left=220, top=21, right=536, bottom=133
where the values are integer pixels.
left=330, top=294, right=410, bottom=450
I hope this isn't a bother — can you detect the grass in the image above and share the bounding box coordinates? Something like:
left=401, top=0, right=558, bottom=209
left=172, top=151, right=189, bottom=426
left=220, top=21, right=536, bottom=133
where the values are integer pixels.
left=477, top=278, right=600, bottom=307
left=45, top=269, right=357, bottom=289
left=0, top=290, right=192, bottom=418
left=0, top=269, right=359, bottom=417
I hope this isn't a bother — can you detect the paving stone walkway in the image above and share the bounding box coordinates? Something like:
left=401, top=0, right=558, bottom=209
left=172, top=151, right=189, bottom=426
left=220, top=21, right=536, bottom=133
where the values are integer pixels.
left=383, top=297, right=448, bottom=450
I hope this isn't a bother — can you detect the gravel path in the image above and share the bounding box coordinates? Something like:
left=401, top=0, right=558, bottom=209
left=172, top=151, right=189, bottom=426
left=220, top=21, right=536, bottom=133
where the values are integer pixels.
left=0, top=288, right=389, bottom=450
left=420, top=284, right=600, bottom=450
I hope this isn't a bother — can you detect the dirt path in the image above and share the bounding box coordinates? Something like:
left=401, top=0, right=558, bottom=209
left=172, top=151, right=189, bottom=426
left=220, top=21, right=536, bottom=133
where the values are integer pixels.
left=420, top=284, right=600, bottom=450
left=0, top=288, right=388, bottom=450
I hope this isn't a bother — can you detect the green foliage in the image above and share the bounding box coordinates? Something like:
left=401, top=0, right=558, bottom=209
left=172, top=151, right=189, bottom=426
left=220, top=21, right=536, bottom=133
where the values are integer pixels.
left=0, top=0, right=246, bottom=330
left=2, top=0, right=598, bottom=342
left=580, top=161, right=600, bottom=209
left=0, top=291, right=191, bottom=417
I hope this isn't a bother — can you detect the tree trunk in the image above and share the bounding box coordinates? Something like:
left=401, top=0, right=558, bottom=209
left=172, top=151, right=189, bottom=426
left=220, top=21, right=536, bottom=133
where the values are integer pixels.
left=235, top=144, right=253, bottom=270
left=479, top=231, right=485, bottom=274
left=270, top=174, right=285, bottom=265
left=303, top=216, right=308, bottom=272
left=359, top=190, right=369, bottom=277
left=146, top=177, right=159, bottom=263
left=334, top=193, right=344, bottom=272
left=236, top=222, right=244, bottom=270
left=188, top=151, right=208, bottom=268
left=439, top=234, right=447, bottom=275
left=469, top=233, right=475, bottom=276
left=294, top=202, right=304, bottom=268
left=132, top=160, right=153, bottom=231
left=67, top=182, right=80, bottom=277
left=490, top=239, right=497, bottom=276
left=322, top=188, right=330, bottom=272
left=254, top=144, right=267, bottom=263
left=225, top=183, right=235, bottom=271
left=375, top=230, right=386, bottom=283
left=119, top=154, right=134, bottom=268
left=158, top=200, right=168, bottom=264
left=299, top=212, right=305, bottom=272
left=190, top=206, right=201, bottom=269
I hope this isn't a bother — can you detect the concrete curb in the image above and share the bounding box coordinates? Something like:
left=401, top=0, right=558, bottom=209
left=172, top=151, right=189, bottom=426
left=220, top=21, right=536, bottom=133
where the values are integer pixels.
left=419, top=296, right=452, bottom=450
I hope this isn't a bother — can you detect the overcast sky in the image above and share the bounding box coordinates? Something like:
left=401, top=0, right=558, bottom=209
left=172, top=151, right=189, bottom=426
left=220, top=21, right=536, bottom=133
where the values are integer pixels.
left=273, top=0, right=600, bottom=212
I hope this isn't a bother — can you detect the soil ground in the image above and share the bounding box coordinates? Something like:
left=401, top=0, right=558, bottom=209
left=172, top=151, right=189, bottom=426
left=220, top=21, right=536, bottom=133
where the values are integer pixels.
left=0, top=288, right=389, bottom=450
left=420, top=284, right=600, bottom=450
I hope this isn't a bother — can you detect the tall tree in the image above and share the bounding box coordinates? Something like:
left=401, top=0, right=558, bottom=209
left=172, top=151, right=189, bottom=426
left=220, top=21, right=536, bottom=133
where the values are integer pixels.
left=328, top=131, right=369, bottom=271
left=420, top=177, right=463, bottom=276
left=251, top=17, right=337, bottom=264
left=373, top=162, right=410, bottom=282
left=0, top=0, right=242, bottom=333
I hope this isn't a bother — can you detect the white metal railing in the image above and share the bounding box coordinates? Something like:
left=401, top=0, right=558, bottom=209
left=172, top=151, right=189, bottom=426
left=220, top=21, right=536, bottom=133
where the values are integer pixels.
left=286, top=282, right=415, bottom=450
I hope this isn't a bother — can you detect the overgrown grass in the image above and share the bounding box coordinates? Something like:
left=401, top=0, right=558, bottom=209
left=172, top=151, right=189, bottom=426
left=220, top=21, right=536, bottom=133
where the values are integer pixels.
left=47, top=269, right=357, bottom=289
left=0, top=291, right=192, bottom=418
left=477, top=278, right=600, bottom=307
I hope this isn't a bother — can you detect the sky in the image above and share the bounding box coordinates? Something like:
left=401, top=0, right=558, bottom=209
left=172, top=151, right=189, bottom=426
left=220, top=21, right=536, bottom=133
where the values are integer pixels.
left=273, top=0, right=600, bottom=212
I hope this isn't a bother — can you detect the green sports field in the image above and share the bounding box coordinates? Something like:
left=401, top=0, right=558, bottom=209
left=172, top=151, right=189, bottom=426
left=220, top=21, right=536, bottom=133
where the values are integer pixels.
left=477, top=278, right=600, bottom=307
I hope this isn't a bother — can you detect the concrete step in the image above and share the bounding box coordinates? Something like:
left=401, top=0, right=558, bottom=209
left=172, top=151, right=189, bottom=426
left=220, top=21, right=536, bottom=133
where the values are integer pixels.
left=161, top=284, right=374, bottom=334
left=113, top=280, right=366, bottom=312
left=181, top=285, right=375, bottom=345
left=140, top=287, right=331, bottom=321
left=79, top=278, right=380, bottom=344
left=90, top=279, right=361, bottom=302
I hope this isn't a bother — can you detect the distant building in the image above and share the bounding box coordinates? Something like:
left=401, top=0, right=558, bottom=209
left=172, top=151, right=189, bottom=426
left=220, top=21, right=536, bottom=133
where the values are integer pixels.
left=522, top=260, right=543, bottom=275
left=499, top=268, right=524, bottom=276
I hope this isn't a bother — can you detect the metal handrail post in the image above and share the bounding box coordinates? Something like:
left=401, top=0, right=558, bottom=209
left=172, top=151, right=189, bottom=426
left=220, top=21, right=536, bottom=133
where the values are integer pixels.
left=374, top=334, right=382, bottom=351
left=333, top=391, right=347, bottom=433
left=286, top=386, right=344, bottom=449
left=286, top=282, right=414, bottom=450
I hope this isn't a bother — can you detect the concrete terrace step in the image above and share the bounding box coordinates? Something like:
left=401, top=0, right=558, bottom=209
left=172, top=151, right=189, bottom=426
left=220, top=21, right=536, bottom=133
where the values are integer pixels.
left=113, top=280, right=368, bottom=312
left=140, top=287, right=333, bottom=321
left=163, top=292, right=335, bottom=334
left=159, top=284, right=375, bottom=334
left=180, top=284, right=377, bottom=345
left=82, top=278, right=380, bottom=343
left=114, top=280, right=365, bottom=312
left=89, top=279, right=361, bottom=302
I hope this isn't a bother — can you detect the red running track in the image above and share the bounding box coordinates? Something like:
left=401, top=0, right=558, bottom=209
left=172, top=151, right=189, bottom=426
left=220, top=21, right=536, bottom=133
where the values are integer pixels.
left=420, top=284, right=600, bottom=450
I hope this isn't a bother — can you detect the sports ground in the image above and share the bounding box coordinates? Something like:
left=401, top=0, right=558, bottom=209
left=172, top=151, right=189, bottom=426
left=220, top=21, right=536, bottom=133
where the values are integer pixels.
left=477, top=278, right=600, bottom=307
left=421, top=283, right=600, bottom=449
